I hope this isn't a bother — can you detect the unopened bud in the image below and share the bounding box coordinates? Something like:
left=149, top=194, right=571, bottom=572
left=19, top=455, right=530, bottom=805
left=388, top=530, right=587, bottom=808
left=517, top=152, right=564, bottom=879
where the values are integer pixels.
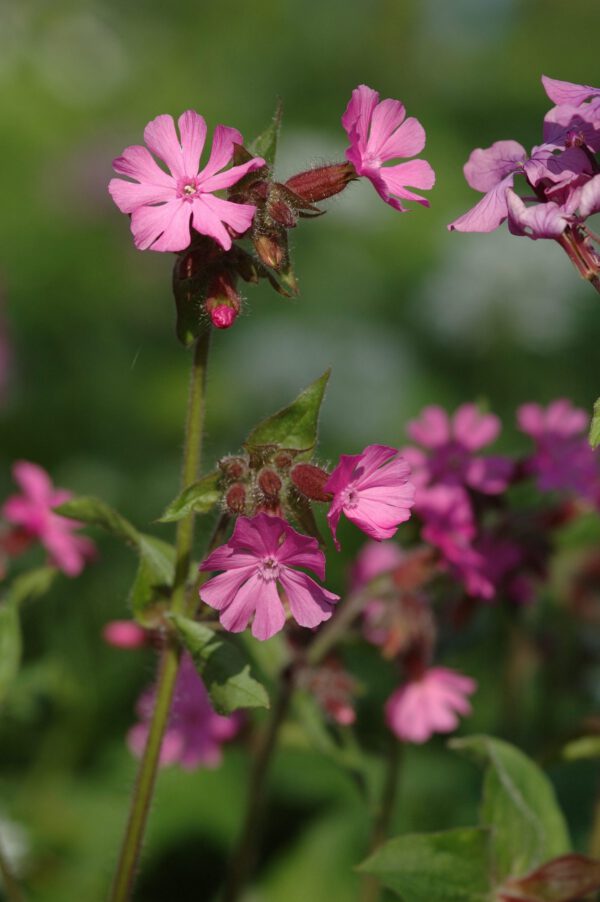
left=219, top=456, right=248, bottom=481
left=268, top=196, right=297, bottom=229
left=205, top=271, right=241, bottom=330
left=103, top=620, right=148, bottom=649
left=254, top=232, right=286, bottom=270
left=274, top=451, right=294, bottom=470
left=285, top=162, right=357, bottom=203
left=258, top=468, right=282, bottom=499
left=226, top=483, right=247, bottom=514
left=290, top=463, right=332, bottom=502
left=209, top=304, right=237, bottom=329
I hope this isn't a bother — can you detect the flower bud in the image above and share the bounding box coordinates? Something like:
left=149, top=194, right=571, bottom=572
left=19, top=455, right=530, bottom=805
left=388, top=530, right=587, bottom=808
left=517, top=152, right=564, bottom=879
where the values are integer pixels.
left=254, top=232, right=286, bottom=270
left=290, top=463, right=332, bottom=502
left=258, top=468, right=282, bottom=499
left=274, top=450, right=294, bottom=470
left=285, top=162, right=356, bottom=203
left=225, top=483, right=247, bottom=514
left=219, top=456, right=248, bottom=481
left=103, top=620, right=148, bottom=649
left=204, top=271, right=241, bottom=330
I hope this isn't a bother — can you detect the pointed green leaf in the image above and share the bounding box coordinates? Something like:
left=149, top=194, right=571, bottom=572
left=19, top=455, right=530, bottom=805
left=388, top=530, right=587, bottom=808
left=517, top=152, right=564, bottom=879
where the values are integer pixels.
left=590, top=398, right=600, bottom=449
left=245, top=370, right=330, bottom=457
left=159, top=471, right=221, bottom=523
left=0, top=599, right=21, bottom=704
left=7, top=566, right=58, bottom=608
left=358, top=828, right=492, bottom=901
left=563, top=736, right=600, bottom=761
left=55, top=496, right=139, bottom=546
left=171, top=615, right=269, bottom=714
left=451, top=735, right=570, bottom=882
left=250, top=99, right=283, bottom=168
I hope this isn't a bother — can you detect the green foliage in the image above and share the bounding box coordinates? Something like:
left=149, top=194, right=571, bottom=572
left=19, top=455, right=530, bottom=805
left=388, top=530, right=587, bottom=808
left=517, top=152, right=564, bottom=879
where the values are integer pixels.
left=562, top=736, right=600, bottom=760
left=159, top=470, right=221, bottom=523
left=589, top=397, right=600, bottom=448
left=171, top=614, right=270, bottom=714
left=250, top=99, right=283, bottom=168
left=6, top=566, right=58, bottom=608
left=0, top=597, right=21, bottom=704
left=359, top=828, right=492, bottom=901
left=56, top=497, right=174, bottom=620
left=451, top=735, right=570, bottom=881
left=245, top=370, right=330, bottom=458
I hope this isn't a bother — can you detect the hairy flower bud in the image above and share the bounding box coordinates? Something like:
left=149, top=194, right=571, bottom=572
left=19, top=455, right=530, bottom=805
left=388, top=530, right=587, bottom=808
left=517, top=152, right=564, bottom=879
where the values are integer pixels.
left=220, top=456, right=248, bottom=481
left=258, top=468, right=282, bottom=499
left=285, top=162, right=357, bottom=203
left=204, top=271, right=241, bottom=330
left=290, top=463, right=332, bottom=502
left=225, top=483, right=247, bottom=514
left=254, top=232, right=286, bottom=270
left=274, top=451, right=294, bottom=470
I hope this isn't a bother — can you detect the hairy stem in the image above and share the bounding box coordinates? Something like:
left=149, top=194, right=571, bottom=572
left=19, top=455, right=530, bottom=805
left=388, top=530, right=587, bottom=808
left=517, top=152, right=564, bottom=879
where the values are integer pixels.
left=109, top=326, right=212, bottom=902
left=221, top=674, right=294, bottom=902
left=0, top=831, right=25, bottom=902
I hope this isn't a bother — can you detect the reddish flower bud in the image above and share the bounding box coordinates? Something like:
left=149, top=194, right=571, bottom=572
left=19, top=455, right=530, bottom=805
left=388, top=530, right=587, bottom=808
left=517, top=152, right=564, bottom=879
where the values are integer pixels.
left=258, top=469, right=282, bottom=499
left=254, top=232, right=286, bottom=270
left=285, top=162, right=357, bottom=203
left=103, top=620, right=148, bottom=650
left=225, top=483, right=247, bottom=514
left=209, top=304, right=237, bottom=329
left=204, top=271, right=241, bottom=330
left=219, top=456, right=248, bottom=481
left=268, top=197, right=297, bottom=229
left=290, top=463, right=332, bottom=502
left=274, top=451, right=294, bottom=470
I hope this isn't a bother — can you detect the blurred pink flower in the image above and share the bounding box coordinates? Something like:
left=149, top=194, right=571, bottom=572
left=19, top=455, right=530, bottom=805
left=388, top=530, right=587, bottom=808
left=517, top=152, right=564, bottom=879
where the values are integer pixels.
left=404, top=403, right=512, bottom=495
left=2, top=461, right=95, bottom=576
left=518, top=400, right=600, bottom=502
left=350, top=540, right=405, bottom=592
left=199, top=513, right=339, bottom=640
left=385, top=667, right=476, bottom=743
left=325, top=444, right=415, bottom=550
left=128, top=654, right=240, bottom=770
left=342, top=84, right=435, bottom=211
left=103, top=620, right=148, bottom=649
left=109, top=111, right=264, bottom=252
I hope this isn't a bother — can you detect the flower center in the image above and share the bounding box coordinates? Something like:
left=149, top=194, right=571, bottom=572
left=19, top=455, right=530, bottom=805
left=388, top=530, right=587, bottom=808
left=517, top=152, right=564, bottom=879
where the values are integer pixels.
left=258, top=556, right=280, bottom=581
left=341, top=486, right=360, bottom=510
left=177, top=176, right=200, bottom=200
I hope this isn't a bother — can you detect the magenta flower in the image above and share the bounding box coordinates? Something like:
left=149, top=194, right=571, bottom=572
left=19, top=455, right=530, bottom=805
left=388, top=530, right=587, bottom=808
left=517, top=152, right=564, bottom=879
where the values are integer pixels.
left=404, top=403, right=513, bottom=495
left=385, top=667, right=476, bottom=744
left=128, top=653, right=240, bottom=770
left=324, top=444, right=415, bottom=550
left=199, top=513, right=339, bottom=641
left=342, top=84, right=435, bottom=211
left=518, top=400, right=600, bottom=502
left=2, top=461, right=95, bottom=576
left=109, top=111, right=265, bottom=252
left=350, top=540, right=405, bottom=593
left=103, top=620, right=148, bottom=649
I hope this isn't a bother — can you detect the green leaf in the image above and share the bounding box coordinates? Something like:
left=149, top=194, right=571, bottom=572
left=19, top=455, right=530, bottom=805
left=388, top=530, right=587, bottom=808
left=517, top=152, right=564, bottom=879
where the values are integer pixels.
left=451, top=735, right=570, bottom=882
left=250, top=99, right=283, bottom=168
left=159, top=471, right=221, bottom=523
left=171, top=615, right=270, bottom=714
left=7, top=566, right=58, bottom=608
left=0, top=599, right=21, bottom=704
left=562, top=736, right=600, bottom=761
left=589, top=397, right=600, bottom=449
left=55, top=496, right=139, bottom=546
left=245, top=370, right=330, bottom=457
left=358, top=828, right=492, bottom=901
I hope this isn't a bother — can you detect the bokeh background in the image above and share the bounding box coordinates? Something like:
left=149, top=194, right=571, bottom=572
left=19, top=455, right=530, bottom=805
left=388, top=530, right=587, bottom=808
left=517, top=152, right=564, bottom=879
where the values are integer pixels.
left=1, top=0, right=600, bottom=898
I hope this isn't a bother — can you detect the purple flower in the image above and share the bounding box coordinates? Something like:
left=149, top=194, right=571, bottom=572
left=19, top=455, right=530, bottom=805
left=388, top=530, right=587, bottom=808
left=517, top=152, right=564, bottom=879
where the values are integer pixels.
left=404, top=403, right=513, bottom=495
left=199, top=514, right=339, bottom=641
left=2, top=461, right=95, bottom=576
left=109, top=111, right=265, bottom=252
left=324, top=444, right=415, bottom=550
left=128, top=654, right=240, bottom=770
left=518, top=400, right=600, bottom=502
left=385, top=667, right=476, bottom=744
left=342, top=84, right=435, bottom=211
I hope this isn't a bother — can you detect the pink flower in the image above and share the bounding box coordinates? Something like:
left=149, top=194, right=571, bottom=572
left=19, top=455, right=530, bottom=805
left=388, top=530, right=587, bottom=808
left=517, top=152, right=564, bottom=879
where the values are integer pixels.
left=404, top=403, right=513, bottom=495
left=128, top=653, right=240, bottom=770
left=324, top=445, right=415, bottom=550
left=350, top=540, right=405, bottom=593
left=109, top=111, right=265, bottom=252
left=342, top=84, right=435, bottom=211
left=199, top=513, right=339, bottom=641
left=103, top=620, right=148, bottom=649
left=518, top=400, right=600, bottom=502
left=385, top=667, right=476, bottom=744
left=2, top=461, right=95, bottom=576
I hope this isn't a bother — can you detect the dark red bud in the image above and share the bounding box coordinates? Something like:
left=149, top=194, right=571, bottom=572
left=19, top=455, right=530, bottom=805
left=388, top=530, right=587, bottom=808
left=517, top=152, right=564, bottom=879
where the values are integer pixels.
left=258, top=469, right=282, bottom=499
left=268, top=197, right=297, bottom=229
left=290, top=464, right=332, bottom=502
left=226, top=483, right=247, bottom=514
left=274, top=451, right=294, bottom=470
left=254, top=233, right=286, bottom=269
left=205, top=271, right=241, bottom=329
left=285, top=162, right=356, bottom=203
left=219, top=456, right=248, bottom=480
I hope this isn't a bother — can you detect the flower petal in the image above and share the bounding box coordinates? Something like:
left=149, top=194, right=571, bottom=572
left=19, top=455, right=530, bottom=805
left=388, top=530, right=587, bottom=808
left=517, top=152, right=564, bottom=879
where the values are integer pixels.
left=278, top=568, right=339, bottom=628
left=108, top=178, right=176, bottom=214
left=199, top=567, right=255, bottom=612
left=462, top=141, right=526, bottom=192
left=130, top=200, right=192, bottom=252
left=199, top=125, right=243, bottom=182
left=218, top=571, right=262, bottom=633
left=112, top=144, right=175, bottom=188
left=199, top=157, right=265, bottom=193
left=342, top=84, right=380, bottom=154
left=542, top=75, right=600, bottom=106
left=448, top=172, right=515, bottom=233
left=377, top=116, right=426, bottom=161
left=251, top=578, right=286, bottom=640
left=144, top=114, right=185, bottom=179
left=452, top=404, right=500, bottom=450
left=366, top=98, right=407, bottom=157
left=178, top=110, right=207, bottom=176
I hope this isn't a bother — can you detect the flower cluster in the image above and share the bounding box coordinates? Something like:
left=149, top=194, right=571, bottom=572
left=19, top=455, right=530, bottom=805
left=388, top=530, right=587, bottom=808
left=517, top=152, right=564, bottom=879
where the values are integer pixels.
left=1, top=461, right=95, bottom=579
left=109, top=85, right=434, bottom=335
left=449, top=75, right=600, bottom=287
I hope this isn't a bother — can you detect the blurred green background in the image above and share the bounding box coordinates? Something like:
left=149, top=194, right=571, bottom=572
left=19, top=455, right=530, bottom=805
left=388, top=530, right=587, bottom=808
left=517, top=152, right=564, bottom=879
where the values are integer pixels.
left=1, top=0, right=600, bottom=898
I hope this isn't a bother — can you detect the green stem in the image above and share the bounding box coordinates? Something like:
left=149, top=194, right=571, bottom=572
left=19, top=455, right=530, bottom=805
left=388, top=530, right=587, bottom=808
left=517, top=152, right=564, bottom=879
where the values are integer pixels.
left=306, top=586, right=371, bottom=667
left=0, top=831, right=25, bottom=902
left=109, top=327, right=212, bottom=902
left=361, top=739, right=402, bottom=902
left=221, top=674, right=294, bottom=902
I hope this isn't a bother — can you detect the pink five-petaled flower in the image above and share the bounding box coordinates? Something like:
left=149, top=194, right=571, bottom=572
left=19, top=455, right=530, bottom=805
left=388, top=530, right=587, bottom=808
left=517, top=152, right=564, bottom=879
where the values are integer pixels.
left=542, top=75, right=600, bottom=153
left=199, top=513, right=339, bottom=641
left=128, top=653, right=240, bottom=771
left=2, top=461, right=95, bottom=577
left=403, top=403, right=513, bottom=495
left=342, top=84, right=435, bottom=212
left=385, top=666, right=476, bottom=744
left=324, top=444, right=415, bottom=550
left=109, top=111, right=265, bottom=252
